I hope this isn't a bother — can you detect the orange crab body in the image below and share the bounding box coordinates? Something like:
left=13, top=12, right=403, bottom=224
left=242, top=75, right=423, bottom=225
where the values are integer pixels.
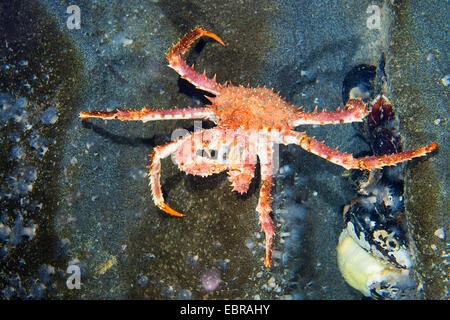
left=211, top=86, right=296, bottom=130
left=80, top=28, right=437, bottom=267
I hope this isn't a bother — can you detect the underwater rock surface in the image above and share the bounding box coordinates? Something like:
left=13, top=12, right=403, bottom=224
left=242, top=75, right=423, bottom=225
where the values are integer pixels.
left=1, top=0, right=446, bottom=299
left=385, top=1, right=449, bottom=299
left=0, top=0, right=82, bottom=298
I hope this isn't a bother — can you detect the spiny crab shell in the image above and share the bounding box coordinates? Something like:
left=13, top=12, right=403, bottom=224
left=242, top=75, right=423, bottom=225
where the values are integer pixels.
left=210, top=86, right=297, bottom=130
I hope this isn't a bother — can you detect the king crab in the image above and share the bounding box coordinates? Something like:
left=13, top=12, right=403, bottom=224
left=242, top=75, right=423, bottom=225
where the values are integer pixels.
left=80, top=28, right=437, bottom=267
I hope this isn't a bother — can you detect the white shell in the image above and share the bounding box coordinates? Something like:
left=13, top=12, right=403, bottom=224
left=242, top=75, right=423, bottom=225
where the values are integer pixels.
left=337, top=230, right=411, bottom=297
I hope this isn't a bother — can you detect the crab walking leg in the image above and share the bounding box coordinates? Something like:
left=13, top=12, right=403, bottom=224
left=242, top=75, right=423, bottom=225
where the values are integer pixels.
left=166, top=28, right=225, bottom=95
left=256, top=143, right=276, bottom=267
left=258, top=167, right=275, bottom=267
left=79, top=107, right=217, bottom=123
left=290, top=99, right=370, bottom=126
left=284, top=131, right=438, bottom=170
left=148, top=139, right=187, bottom=217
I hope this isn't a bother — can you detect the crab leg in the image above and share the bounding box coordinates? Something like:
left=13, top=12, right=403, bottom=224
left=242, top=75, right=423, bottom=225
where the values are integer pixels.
left=256, top=142, right=276, bottom=267
left=258, top=169, right=275, bottom=267
left=149, top=128, right=231, bottom=217
left=284, top=131, right=437, bottom=170
left=290, top=99, right=370, bottom=126
left=148, top=138, right=187, bottom=217
left=167, top=28, right=225, bottom=95
left=79, top=107, right=217, bottom=122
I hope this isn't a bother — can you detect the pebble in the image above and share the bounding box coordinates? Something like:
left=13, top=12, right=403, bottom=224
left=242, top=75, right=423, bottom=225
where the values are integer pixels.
left=267, top=276, right=276, bottom=289
left=441, top=74, right=449, bottom=86
left=10, top=145, right=25, bottom=160
left=434, top=228, right=445, bottom=240
left=40, top=107, right=58, bottom=125
left=177, top=289, right=192, bottom=300
left=136, top=274, right=149, bottom=287
left=245, top=239, right=255, bottom=250
left=122, top=38, right=133, bottom=47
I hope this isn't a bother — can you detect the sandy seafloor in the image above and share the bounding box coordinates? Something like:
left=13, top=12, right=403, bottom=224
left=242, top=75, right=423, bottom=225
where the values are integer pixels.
left=0, top=0, right=448, bottom=299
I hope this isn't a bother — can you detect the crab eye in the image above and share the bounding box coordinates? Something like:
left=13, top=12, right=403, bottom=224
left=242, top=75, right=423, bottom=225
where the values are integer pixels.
left=196, top=149, right=212, bottom=158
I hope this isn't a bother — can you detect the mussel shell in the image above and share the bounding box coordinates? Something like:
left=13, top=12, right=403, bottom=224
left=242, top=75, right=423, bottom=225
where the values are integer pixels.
left=343, top=196, right=411, bottom=269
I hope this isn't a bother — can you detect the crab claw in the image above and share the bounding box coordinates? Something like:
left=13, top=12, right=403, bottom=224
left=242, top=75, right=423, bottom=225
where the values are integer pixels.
left=159, top=203, right=184, bottom=217
left=166, top=28, right=225, bottom=95
left=198, top=29, right=226, bottom=47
